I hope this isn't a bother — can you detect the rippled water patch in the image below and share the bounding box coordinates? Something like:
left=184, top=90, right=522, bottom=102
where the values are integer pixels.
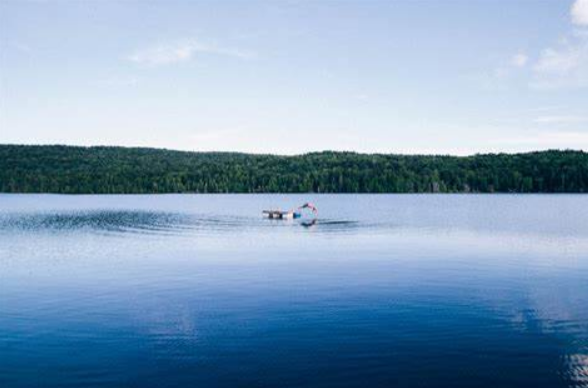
left=0, top=210, right=363, bottom=237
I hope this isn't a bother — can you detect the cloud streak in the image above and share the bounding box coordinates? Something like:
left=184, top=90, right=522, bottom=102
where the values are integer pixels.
left=511, top=53, right=528, bottom=68
left=496, top=1, right=588, bottom=90
left=128, top=39, right=256, bottom=66
left=572, top=0, right=588, bottom=26
left=531, top=32, right=588, bottom=89
left=528, top=0, right=588, bottom=89
left=484, top=1, right=588, bottom=90
left=533, top=115, right=588, bottom=124
left=494, top=130, right=588, bottom=148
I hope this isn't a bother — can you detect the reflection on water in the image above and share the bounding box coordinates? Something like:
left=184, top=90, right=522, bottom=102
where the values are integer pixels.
left=1, top=194, right=588, bottom=388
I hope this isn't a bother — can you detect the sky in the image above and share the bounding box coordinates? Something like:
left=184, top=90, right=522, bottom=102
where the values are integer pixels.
left=1, top=0, right=588, bottom=155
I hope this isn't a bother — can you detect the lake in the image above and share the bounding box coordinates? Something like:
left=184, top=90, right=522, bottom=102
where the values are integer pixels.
left=1, top=194, right=587, bottom=388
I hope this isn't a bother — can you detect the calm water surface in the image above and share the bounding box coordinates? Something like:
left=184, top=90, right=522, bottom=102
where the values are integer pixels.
left=1, top=194, right=587, bottom=388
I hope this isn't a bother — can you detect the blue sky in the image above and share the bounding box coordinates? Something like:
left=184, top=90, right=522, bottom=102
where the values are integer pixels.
left=1, top=0, right=588, bottom=155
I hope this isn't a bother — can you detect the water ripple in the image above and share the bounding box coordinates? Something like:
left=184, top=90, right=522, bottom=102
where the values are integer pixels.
left=0, top=210, right=361, bottom=237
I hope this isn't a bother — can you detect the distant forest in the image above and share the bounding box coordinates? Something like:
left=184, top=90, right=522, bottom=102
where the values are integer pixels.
left=1, top=145, right=587, bottom=193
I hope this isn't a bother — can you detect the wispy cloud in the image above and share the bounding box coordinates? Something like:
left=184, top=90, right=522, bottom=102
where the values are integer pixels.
left=531, top=32, right=588, bottom=89
left=128, top=39, right=256, bottom=66
left=11, top=42, right=33, bottom=54
left=494, top=130, right=588, bottom=148
left=478, top=52, right=528, bottom=90
left=486, top=1, right=588, bottom=90
left=511, top=53, right=528, bottom=68
left=528, top=0, right=588, bottom=89
left=533, top=115, right=588, bottom=124
left=534, top=46, right=581, bottom=74
left=572, top=0, right=588, bottom=26
left=93, top=76, right=140, bottom=87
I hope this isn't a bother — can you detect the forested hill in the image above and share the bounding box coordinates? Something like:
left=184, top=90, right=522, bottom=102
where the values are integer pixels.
left=1, top=145, right=587, bottom=193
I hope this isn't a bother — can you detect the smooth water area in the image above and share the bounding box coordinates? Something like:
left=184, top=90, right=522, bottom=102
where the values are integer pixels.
left=1, top=194, right=587, bottom=388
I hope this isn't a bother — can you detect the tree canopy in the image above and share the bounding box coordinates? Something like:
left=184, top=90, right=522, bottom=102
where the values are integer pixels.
left=1, top=145, right=587, bottom=193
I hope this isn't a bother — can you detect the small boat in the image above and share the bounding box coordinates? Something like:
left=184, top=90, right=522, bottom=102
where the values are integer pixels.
left=262, top=203, right=317, bottom=220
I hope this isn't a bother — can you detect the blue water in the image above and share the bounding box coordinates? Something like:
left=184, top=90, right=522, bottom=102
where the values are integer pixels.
left=1, top=194, right=587, bottom=388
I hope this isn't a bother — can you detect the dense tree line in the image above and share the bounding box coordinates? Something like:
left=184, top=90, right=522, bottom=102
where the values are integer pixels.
left=1, top=145, right=587, bottom=193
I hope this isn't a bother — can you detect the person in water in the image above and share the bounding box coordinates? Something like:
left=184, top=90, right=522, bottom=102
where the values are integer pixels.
left=299, top=202, right=318, bottom=214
